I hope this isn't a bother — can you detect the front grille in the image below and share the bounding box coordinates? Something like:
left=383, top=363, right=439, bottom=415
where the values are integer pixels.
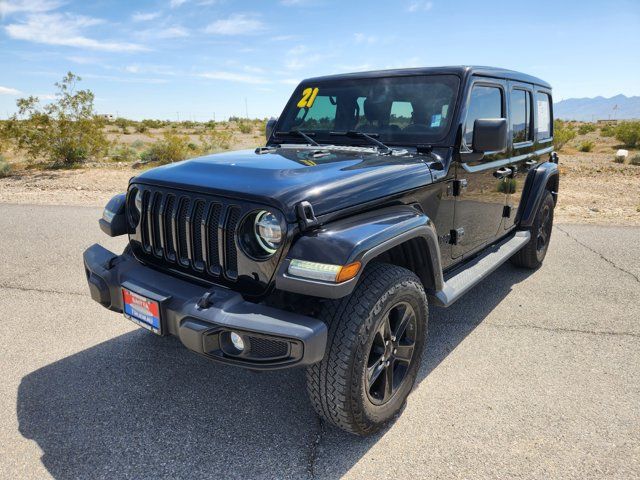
left=134, top=187, right=243, bottom=280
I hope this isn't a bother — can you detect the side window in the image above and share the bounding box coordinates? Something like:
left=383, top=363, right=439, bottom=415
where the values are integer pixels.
left=511, top=89, right=532, bottom=144
left=536, top=92, right=552, bottom=140
left=464, top=85, right=503, bottom=146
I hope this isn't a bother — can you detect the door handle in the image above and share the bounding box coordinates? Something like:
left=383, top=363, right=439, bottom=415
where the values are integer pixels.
left=493, top=167, right=513, bottom=179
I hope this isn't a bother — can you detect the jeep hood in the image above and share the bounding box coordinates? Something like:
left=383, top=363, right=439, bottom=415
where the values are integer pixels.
left=132, top=147, right=436, bottom=222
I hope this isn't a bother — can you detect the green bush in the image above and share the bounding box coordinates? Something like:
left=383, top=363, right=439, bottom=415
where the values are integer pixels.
left=0, top=155, right=11, bottom=178
left=134, top=123, right=148, bottom=134
left=2, top=72, right=108, bottom=167
left=630, top=154, right=640, bottom=166
left=140, top=132, right=191, bottom=164
left=130, top=139, right=145, bottom=149
left=577, top=123, right=596, bottom=135
left=578, top=140, right=595, bottom=152
left=238, top=122, right=252, bottom=134
left=199, top=130, right=232, bottom=153
left=600, top=125, right=615, bottom=137
left=553, top=120, right=576, bottom=151
left=109, top=144, right=138, bottom=163
left=614, top=121, right=640, bottom=148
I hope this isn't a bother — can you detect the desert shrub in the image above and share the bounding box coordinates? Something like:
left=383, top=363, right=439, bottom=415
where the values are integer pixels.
left=114, top=117, right=132, bottom=134
left=614, top=121, right=640, bottom=148
left=238, top=122, right=252, bottom=134
left=578, top=140, right=595, bottom=152
left=497, top=178, right=517, bottom=194
left=630, top=154, right=640, bottom=166
left=134, top=123, right=148, bottom=134
left=140, top=132, right=191, bottom=164
left=577, top=123, right=596, bottom=135
left=0, top=155, right=11, bottom=178
left=600, top=124, right=615, bottom=137
left=199, top=130, right=232, bottom=153
left=109, top=144, right=138, bottom=162
left=205, top=120, right=217, bottom=129
left=141, top=119, right=165, bottom=129
left=131, top=139, right=145, bottom=149
left=3, top=72, right=108, bottom=167
left=553, top=120, right=576, bottom=151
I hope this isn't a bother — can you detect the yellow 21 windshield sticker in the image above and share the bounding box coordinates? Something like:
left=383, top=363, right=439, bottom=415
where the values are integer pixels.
left=297, top=87, right=319, bottom=108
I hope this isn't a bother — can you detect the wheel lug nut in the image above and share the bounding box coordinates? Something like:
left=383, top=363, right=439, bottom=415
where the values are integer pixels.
left=385, top=340, right=389, bottom=346
left=393, top=348, right=397, bottom=354
left=391, top=336, right=396, bottom=342
left=385, top=360, right=390, bottom=367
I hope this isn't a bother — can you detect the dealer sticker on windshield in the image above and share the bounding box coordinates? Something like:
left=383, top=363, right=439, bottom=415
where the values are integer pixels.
left=122, top=287, right=162, bottom=335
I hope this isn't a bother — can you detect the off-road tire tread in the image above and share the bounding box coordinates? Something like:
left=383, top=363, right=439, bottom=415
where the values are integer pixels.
left=305, top=263, right=427, bottom=435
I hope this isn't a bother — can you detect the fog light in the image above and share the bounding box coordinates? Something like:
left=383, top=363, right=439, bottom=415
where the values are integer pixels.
left=230, top=331, right=245, bottom=351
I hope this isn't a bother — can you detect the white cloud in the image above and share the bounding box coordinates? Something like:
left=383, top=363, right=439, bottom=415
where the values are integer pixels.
left=132, top=11, right=161, bottom=22
left=169, top=0, right=187, bottom=7
left=0, top=86, right=22, bottom=95
left=354, top=33, right=377, bottom=44
left=156, top=26, right=189, bottom=38
left=5, top=13, right=148, bottom=52
left=407, top=0, right=433, bottom=12
left=204, top=14, right=265, bottom=35
left=281, top=78, right=300, bottom=85
left=198, top=71, right=267, bottom=84
left=0, top=0, right=62, bottom=16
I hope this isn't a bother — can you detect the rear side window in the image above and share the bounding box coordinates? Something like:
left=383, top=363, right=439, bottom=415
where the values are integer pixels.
left=511, top=89, right=532, bottom=144
left=536, top=92, right=552, bottom=140
left=464, top=85, right=504, bottom=146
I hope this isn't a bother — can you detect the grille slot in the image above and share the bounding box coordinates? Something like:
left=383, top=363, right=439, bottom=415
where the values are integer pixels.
left=206, top=203, right=222, bottom=274
left=225, top=207, right=241, bottom=277
left=176, top=198, right=191, bottom=265
left=134, top=187, right=248, bottom=282
left=191, top=200, right=205, bottom=271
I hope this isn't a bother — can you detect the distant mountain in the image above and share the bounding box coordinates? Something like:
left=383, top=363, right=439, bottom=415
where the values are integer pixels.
left=554, top=94, right=640, bottom=121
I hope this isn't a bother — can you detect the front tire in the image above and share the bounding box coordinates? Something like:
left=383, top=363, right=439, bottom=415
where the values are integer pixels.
left=305, top=263, right=428, bottom=435
left=511, top=190, right=555, bottom=269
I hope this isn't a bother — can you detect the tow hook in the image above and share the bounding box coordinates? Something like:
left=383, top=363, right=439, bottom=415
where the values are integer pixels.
left=197, top=291, right=215, bottom=310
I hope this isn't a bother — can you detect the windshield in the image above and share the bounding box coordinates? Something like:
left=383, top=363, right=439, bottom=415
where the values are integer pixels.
left=276, top=74, right=460, bottom=146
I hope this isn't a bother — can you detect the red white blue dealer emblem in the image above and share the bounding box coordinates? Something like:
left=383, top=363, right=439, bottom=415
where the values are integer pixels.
left=122, top=287, right=162, bottom=334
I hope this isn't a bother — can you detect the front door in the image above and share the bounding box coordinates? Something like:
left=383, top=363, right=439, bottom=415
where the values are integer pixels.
left=453, top=80, right=509, bottom=258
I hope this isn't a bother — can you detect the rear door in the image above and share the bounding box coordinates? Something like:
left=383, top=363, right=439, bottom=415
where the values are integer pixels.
left=504, top=81, right=535, bottom=230
left=504, top=85, right=554, bottom=230
left=453, top=79, right=509, bottom=258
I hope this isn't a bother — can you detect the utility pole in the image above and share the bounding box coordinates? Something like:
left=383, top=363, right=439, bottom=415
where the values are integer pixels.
left=244, top=97, right=249, bottom=119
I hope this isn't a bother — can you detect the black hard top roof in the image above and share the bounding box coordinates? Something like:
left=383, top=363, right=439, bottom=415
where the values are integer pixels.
left=303, top=66, right=551, bottom=89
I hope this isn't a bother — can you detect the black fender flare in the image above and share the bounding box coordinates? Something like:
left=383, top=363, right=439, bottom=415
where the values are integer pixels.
left=516, top=161, right=559, bottom=228
left=275, top=205, right=443, bottom=299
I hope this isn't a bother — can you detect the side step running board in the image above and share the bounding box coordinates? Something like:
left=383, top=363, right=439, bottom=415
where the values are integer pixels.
left=431, top=231, right=531, bottom=307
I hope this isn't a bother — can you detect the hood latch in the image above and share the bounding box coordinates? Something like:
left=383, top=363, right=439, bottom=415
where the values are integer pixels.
left=296, top=201, right=319, bottom=231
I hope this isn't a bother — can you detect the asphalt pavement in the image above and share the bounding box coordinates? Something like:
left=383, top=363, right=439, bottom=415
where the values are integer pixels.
left=0, top=203, right=638, bottom=479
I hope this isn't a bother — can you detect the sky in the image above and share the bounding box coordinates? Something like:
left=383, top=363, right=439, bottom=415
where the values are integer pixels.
left=1, top=0, right=639, bottom=120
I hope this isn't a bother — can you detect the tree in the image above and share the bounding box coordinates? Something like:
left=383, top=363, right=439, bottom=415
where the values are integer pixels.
left=3, top=72, right=108, bottom=167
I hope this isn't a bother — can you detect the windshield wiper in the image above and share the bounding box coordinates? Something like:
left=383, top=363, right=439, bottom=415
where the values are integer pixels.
left=275, top=129, right=319, bottom=146
left=329, top=130, right=392, bottom=154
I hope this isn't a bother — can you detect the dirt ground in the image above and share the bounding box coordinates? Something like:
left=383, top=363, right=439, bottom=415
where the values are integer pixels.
left=1, top=152, right=638, bottom=225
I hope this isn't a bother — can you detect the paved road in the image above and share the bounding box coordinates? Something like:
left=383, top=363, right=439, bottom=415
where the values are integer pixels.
left=0, top=203, right=638, bottom=479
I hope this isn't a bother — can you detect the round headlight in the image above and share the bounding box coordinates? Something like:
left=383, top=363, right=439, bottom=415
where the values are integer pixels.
left=254, top=210, right=282, bottom=254
left=127, top=188, right=141, bottom=228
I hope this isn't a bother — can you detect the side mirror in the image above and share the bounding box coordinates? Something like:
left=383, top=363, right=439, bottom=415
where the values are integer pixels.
left=472, top=118, right=508, bottom=154
left=265, top=117, right=278, bottom=141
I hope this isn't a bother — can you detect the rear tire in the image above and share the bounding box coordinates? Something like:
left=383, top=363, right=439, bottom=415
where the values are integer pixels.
left=511, top=190, right=555, bottom=269
left=305, top=263, right=428, bottom=435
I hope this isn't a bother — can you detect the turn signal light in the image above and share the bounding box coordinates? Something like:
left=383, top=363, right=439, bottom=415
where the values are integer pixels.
left=336, top=261, right=361, bottom=283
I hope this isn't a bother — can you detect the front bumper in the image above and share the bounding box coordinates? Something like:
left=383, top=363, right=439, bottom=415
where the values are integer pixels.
left=83, top=244, right=327, bottom=370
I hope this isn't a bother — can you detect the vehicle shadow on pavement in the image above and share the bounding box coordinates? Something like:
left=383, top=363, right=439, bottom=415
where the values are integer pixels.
left=16, top=263, right=533, bottom=479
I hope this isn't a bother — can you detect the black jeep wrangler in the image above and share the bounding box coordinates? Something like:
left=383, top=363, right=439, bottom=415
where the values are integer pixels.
left=84, top=66, right=558, bottom=435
